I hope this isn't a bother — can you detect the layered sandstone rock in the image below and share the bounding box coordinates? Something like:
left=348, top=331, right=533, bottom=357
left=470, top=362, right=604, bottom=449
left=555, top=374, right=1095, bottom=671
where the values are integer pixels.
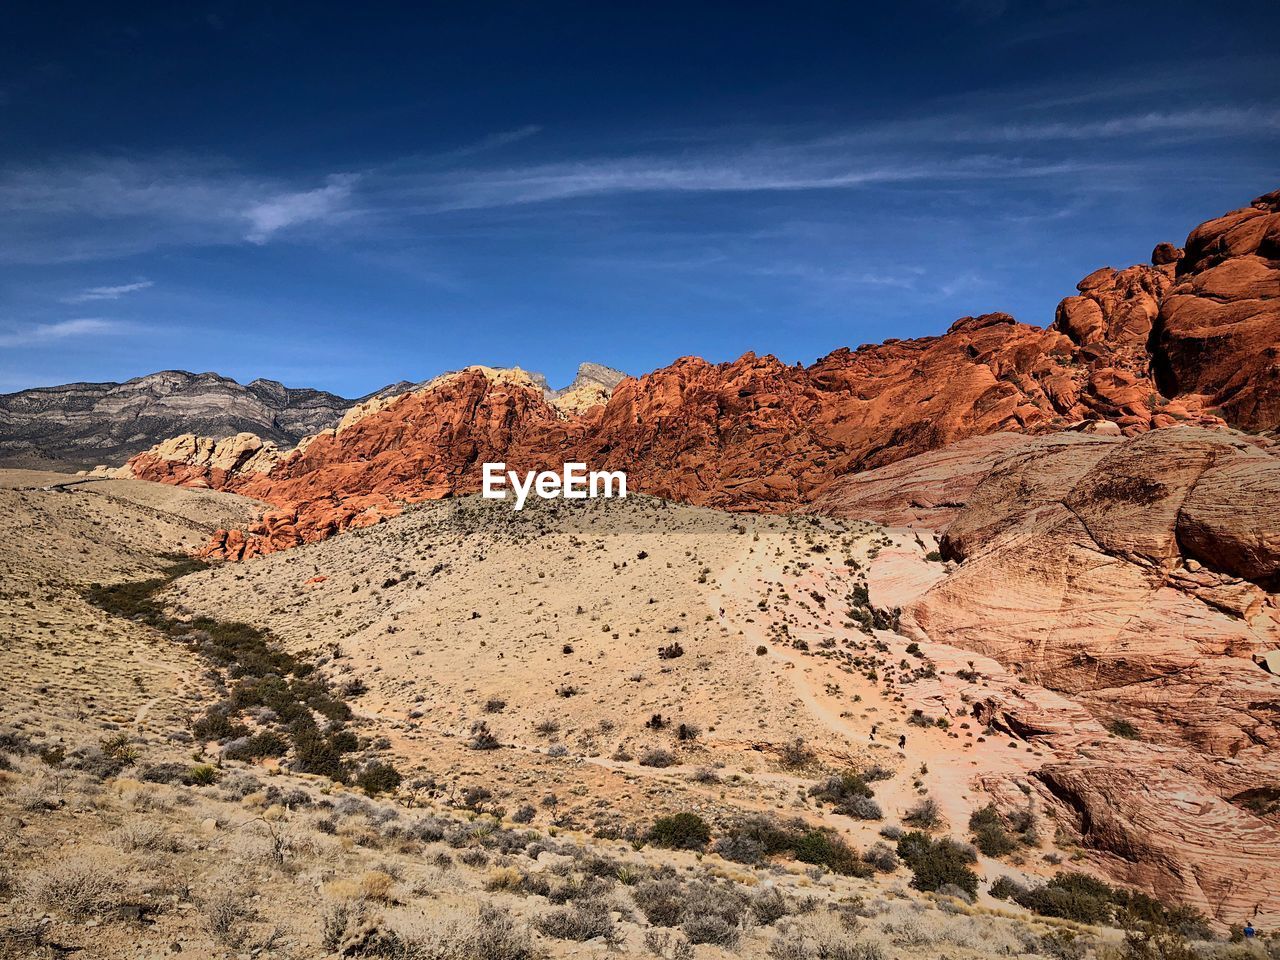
left=846, top=425, right=1280, bottom=923
left=1157, top=189, right=1280, bottom=430
left=121, top=432, right=283, bottom=488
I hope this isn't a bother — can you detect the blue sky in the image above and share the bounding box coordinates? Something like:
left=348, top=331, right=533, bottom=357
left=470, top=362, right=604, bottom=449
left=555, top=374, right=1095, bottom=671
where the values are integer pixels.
left=1, top=2, right=1277, bottom=397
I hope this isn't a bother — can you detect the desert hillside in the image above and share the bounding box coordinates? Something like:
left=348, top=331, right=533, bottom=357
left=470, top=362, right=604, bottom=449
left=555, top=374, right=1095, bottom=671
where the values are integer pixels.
left=0, top=471, right=1146, bottom=959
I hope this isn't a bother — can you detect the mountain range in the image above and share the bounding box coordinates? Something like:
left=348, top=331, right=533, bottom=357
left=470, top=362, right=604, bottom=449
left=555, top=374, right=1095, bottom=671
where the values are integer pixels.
left=119, top=188, right=1279, bottom=560
left=0, top=362, right=629, bottom=471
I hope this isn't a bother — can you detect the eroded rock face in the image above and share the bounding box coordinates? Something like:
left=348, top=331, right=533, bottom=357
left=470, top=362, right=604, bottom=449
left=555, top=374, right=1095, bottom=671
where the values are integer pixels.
left=120, top=432, right=283, bottom=487
left=1157, top=190, right=1280, bottom=430
left=855, top=425, right=1280, bottom=924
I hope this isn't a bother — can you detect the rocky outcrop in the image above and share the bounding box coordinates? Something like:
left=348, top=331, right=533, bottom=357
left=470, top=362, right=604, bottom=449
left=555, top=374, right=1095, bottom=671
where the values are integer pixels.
left=1156, top=190, right=1280, bottom=430
left=845, top=425, right=1280, bottom=924
left=118, top=432, right=283, bottom=488
left=547, top=361, right=627, bottom=414
left=0, top=370, right=354, bottom=470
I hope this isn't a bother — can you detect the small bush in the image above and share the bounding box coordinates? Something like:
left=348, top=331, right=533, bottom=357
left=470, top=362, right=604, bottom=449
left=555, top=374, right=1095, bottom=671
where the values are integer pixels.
left=682, top=913, right=739, bottom=947
left=792, top=830, right=869, bottom=877
left=356, top=761, right=403, bottom=795
left=902, top=797, right=941, bottom=828
left=1012, top=871, right=1117, bottom=925
left=467, top=721, right=501, bottom=750
left=535, top=901, right=617, bottom=943
left=639, top=748, right=678, bottom=768
left=779, top=738, right=813, bottom=769
left=649, top=813, right=711, bottom=850
left=633, top=878, right=685, bottom=927
left=750, top=888, right=793, bottom=925
left=201, top=888, right=258, bottom=945
left=223, top=730, right=289, bottom=761
left=895, top=831, right=978, bottom=896
left=25, top=853, right=124, bottom=918
left=183, top=764, right=220, bottom=786
left=1107, top=719, right=1141, bottom=740
left=989, top=875, right=1025, bottom=900
left=863, top=841, right=899, bottom=872
left=969, top=804, right=1018, bottom=857
left=809, top=772, right=882, bottom=820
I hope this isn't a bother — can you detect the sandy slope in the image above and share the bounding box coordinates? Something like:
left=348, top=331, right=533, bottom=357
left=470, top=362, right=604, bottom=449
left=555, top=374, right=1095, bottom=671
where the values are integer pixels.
left=0, top=470, right=263, bottom=747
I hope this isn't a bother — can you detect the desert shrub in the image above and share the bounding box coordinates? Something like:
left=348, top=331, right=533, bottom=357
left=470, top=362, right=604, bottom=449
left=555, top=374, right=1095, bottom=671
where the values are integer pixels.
left=768, top=914, right=886, bottom=960
left=639, top=748, right=678, bottom=768
left=290, top=715, right=351, bottom=781
left=750, top=887, right=794, bottom=925
left=14, top=779, right=60, bottom=812
left=1010, top=872, right=1120, bottom=925
left=644, top=929, right=695, bottom=959
left=779, top=738, right=814, bottom=769
left=113, top=819, right=173, bottom=853
left=863, top=841, right=899, bottom=872
left=467, top=905, right=537, bottom=960
left=356, top=761, right=403, bottom=796
left=809, top=772, right=882, bottom=820
left=895, top=831, right=978, bottom=896
left=792, top=830, right=870, bottom=877
left=322, top=903, right=534, bottom=960
left=648, top=812, right=711, bottom=850
left=138, top=762, right=189, bottom=784
left=969, top=804, right=1017, bottom=857
left=223, top=730, right=288, bottom=761
left=902, top=797, right=941, bottom=828
left=192, top=708, right=249, bottom=743
left=713, top=831, right=765, bottom=865
left=201, top=887, right=258, bottom=945
left=183, top=764, right=220, bottom=786
left=1107, top=719, right=1141, bottom=740
left=988, top=875, right=1025, bottom=900
left=26, top=853, right=124, bottom=919
left=535, top=901, right=617, bottom=943
left=359, top=870, right=396, bottom=903
left=680, top=881, right=748, bottom=946
left=633, top=878, right=685, bottom=927
left=682, top=913, right=740, bottom=946
left=321, top=899, right=366, bottom=951
left=468, top=721, right=501, bottom=750
left=511, top=804, right=536, bottom=824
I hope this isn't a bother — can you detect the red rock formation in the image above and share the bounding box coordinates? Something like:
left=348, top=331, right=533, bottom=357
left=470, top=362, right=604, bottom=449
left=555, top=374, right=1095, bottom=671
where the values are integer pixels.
left=126, top=190, right=1279, bottom=559
left=1157, top=189, right=1280, bottom=430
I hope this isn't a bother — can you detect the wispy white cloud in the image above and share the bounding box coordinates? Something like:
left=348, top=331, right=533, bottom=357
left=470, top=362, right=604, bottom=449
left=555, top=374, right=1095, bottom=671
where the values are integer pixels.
left=243, top=173, right=360, bottom=244
left=62, top=279, right=154, bottom=303
left=950, top=107, right=1280, bottom=142
left=0, top=318, right=129, bottom=347
left=0, top=89, right=1274, bottom=266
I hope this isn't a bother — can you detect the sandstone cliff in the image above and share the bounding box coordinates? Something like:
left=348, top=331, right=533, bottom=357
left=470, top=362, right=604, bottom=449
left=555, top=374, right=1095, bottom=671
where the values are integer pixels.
left=843, top=425, right=1279, bottom=923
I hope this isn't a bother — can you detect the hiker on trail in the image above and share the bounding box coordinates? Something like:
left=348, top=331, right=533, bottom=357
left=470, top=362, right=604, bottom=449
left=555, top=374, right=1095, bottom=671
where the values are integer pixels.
left=1244, top=922, right=1256, bottom=939
left=870, top=725, right=877, bottom=741
left=898, top=734, right=906, bottom=749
